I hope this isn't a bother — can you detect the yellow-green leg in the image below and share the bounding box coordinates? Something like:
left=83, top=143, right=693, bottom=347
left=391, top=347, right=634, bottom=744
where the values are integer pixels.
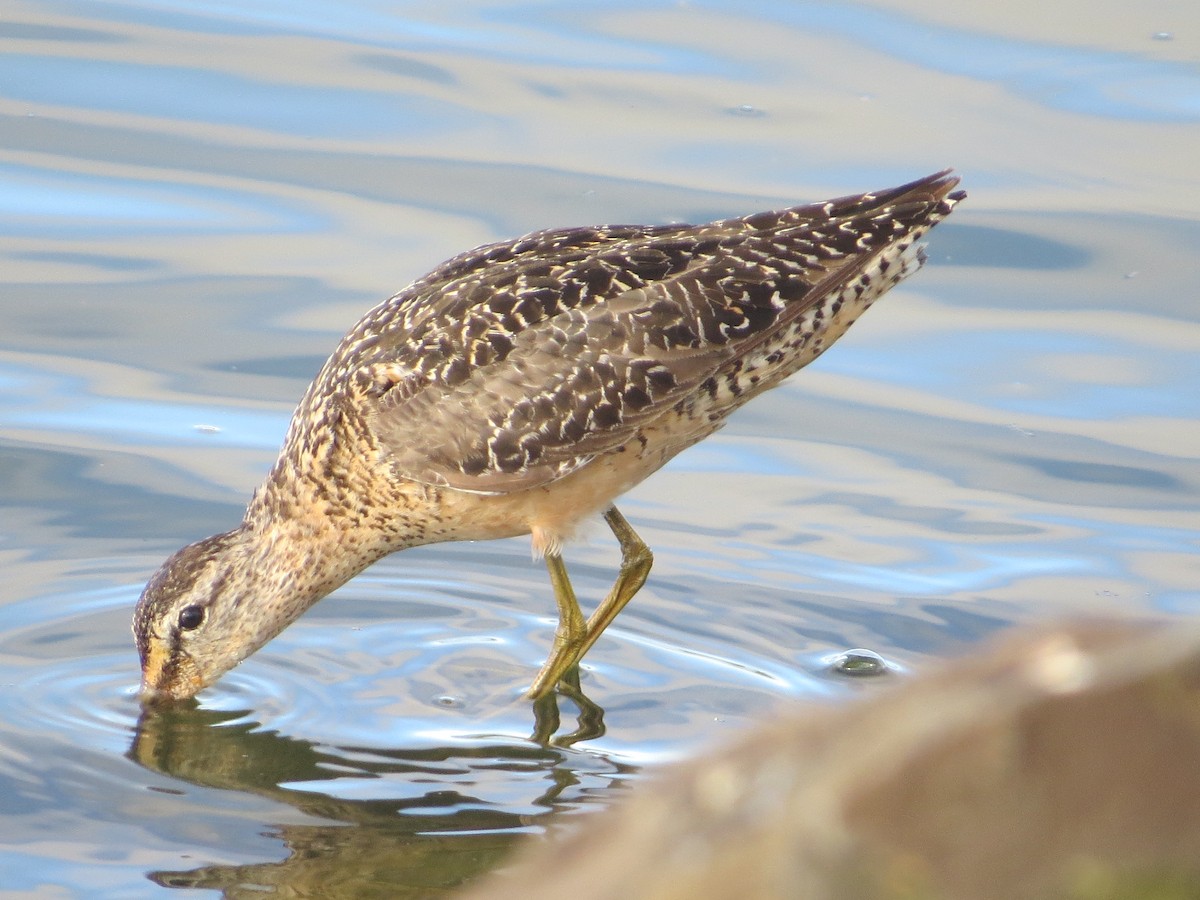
left=527, top=506, right=654, bottom=699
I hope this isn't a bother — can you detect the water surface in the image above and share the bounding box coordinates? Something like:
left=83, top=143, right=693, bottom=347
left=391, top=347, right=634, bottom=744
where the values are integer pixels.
left=1, top=0, right=1198, bottom=895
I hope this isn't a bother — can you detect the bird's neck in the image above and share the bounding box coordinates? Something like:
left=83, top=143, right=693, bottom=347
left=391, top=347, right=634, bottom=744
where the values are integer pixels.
left=236, top=450, right=440, bottom=611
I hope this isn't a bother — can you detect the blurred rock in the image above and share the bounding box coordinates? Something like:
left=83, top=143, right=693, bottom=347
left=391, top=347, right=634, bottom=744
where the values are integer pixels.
left=461, top=621, right=1200, bottom=900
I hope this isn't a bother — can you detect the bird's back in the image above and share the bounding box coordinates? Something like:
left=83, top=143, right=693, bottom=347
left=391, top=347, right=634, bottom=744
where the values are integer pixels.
left=292, top=171, right=964, bottom=498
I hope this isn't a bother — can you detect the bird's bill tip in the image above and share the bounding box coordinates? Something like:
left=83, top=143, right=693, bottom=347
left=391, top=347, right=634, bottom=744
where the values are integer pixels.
left=138, top=644, right=204, bottom=703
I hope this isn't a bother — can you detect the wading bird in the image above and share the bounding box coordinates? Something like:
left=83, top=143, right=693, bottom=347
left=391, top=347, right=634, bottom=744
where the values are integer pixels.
left=135, top=171, right=964, bottom=702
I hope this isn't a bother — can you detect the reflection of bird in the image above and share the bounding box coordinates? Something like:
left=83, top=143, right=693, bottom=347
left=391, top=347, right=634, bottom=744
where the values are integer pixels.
left=134, top=171, right=965, bottom=702
left=129, top=703, right=628, bottom=893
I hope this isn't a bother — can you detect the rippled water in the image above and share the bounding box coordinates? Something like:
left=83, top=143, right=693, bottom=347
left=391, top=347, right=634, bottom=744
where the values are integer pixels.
left=2, top=1, right=1198, bottom=895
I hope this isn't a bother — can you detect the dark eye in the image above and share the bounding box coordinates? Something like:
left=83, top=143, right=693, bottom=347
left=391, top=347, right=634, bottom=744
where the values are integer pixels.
left=178, top=605, right=205, bottom=631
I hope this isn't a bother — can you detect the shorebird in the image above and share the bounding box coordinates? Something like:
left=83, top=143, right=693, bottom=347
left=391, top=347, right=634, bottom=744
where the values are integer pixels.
left=134, top=170, right=964, bottom=702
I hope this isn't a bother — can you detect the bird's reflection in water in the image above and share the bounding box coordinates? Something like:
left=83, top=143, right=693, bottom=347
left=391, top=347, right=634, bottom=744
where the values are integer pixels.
left=530, top=668, right=606, bottom=746
left=128, top=680, right=624, bottom=897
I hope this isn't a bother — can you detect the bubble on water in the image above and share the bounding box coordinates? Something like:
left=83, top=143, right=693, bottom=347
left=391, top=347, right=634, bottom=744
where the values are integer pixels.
left=828, top=648, right=892, bottom=677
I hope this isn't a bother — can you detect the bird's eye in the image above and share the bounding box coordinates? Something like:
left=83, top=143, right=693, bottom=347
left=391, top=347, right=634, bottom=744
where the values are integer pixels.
left=178, top=605, right=205, bottom=631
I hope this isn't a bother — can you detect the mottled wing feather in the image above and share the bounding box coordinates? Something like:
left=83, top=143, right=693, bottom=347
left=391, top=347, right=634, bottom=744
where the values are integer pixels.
left=368, top=273, right=750, bottom=492
left=339, top=171, right=962, bottom=494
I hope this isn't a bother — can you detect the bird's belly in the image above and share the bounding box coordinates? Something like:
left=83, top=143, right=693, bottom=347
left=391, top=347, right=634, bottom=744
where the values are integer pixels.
left=425, top=416, right=696, bottom=555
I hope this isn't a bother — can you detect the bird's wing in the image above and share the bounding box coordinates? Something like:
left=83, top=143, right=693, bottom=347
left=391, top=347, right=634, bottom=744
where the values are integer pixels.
left=328, top=172, right=961, bottom=493
left=356, top=241, right=835, bottom=492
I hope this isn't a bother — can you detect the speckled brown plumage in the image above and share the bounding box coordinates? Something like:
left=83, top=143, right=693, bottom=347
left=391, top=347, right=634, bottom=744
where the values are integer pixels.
left=134, top=171, right=965, bottom=702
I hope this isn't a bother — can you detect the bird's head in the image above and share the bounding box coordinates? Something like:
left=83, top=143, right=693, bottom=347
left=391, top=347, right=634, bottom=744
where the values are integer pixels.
left=133, top=529, right=274, bottom=702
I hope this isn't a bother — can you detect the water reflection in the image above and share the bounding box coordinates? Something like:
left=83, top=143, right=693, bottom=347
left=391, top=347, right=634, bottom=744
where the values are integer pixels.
left=129, top=691, right=626, bottom=896
left=2, top=0, right=1199, bottom=894
left=529, top=669, right=607, bottom=746
left=0, top=54, right=480, bottom=140
left=748, top=1, right=1200, bottom=122
left=0, top=159, right=318, bottom=236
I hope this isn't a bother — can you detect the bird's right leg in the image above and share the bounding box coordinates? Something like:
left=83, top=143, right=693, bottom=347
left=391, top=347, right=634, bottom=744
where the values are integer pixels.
left=527, top=506, right=653, bottom=700
left=528, top=551, right=589, bottom=700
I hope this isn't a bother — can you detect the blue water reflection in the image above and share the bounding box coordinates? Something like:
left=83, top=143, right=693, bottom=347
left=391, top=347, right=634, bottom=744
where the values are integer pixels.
left=70, top=0, right=719, bottom=71
left=751, top=540, right=1094, bottom=597
left=1, top=0, right=1198, bottom=894
left=829, top=328, right=1200, bottom=419
left=744, top=1, right=1200, bottom=121
left=0, top=53, right=482, bottom=139
left=0, top=357, right=288, bottom=448
left=0, top=161, right=324, bottom=235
